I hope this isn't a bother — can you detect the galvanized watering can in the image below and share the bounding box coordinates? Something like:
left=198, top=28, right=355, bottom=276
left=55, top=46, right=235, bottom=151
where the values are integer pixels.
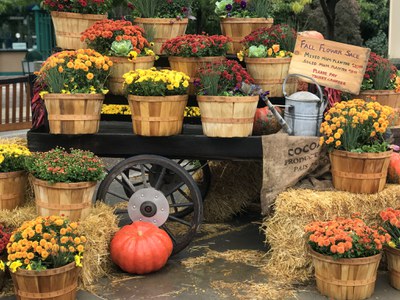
left=262, top=73, right=328, bottom=136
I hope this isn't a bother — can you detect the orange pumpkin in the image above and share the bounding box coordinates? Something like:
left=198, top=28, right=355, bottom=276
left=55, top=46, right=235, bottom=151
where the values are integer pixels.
left=298, top=31, right=324, bottom=39
left=110, top=221, right=173, bottom=274
left=388, top=152, right=400, bottom=183
left=253, top=106, right=282, bottom=136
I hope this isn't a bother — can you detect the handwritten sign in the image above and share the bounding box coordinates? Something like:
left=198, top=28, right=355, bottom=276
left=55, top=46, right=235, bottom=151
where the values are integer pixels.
left=289, top=37, right=370, bottom=94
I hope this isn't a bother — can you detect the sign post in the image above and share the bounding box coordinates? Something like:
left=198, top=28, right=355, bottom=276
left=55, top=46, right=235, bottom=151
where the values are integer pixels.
left=289, top=36, right=370, bottom=95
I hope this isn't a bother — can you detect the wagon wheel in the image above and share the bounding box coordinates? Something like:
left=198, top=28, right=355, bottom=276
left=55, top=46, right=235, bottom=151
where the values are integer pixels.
left=97, top=155, right=203, bottom=255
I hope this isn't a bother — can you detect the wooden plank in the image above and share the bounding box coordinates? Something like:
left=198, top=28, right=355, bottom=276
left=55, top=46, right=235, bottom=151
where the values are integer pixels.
left=289, top=36, right=370, bottom=94
left=0, top=85, right=3, bottom=124
left=19, top=82, right=24, bottom=121
left=12, top=83, right=17, bottom=123
left=5, top=85, right=10, bottom=124
left=0, top=122, right=31, bottom=132
left=26, top=81, right=31, bottom=122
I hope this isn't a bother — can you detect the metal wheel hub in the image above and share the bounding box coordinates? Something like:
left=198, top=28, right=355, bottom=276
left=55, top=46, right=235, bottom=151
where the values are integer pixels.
left=128, top=187, right=169, bottom=226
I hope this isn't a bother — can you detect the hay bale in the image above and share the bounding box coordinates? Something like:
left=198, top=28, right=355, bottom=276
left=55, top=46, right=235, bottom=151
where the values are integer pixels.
left=261, top=185, right=400, bottom=284
left=204, top=161, right=262, bottom=223
left=0, top=204, right=36, bottom=229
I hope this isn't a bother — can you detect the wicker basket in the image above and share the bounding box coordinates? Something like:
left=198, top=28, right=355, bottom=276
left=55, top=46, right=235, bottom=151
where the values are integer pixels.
left=330, top=150, right=392, bottom=194
left=0, top=171, right=27, bottom=210
left=108, top=56, right=155, bottom=96
left=220, top=17, right=273, bottom=54
left=134, top=18, right=188, bottom=55
left=32, top=177, right=95, bottom=221
left=197, top=95, right=259, bottom=137
left=385, top=246, right=400, bottom=290
left=51, top=11, right=107, bottom=50
left=128, top=94, right=188, bottom=136
left=44, top=93, right=104, bottom=134
left=310, top=248, right=381, bottom=300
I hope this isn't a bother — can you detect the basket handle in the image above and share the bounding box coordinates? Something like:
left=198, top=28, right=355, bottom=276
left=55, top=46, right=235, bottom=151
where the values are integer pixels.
left=283, top=73, right=325, bottom=105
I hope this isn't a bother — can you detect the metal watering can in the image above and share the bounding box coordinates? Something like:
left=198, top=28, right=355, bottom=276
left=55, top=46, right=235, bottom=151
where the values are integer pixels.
left=262, top=73, right=328, bottom=136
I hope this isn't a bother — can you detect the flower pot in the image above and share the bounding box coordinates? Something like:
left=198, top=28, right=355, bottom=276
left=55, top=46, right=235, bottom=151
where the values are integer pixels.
left=133, top=18, right=188, bottom=55
left=10, top=262, right=79, bottom=300
left=108, top=56, right=155, bottom=96
left=32, top=177, right=96, bottom=221
left=330, top=150, right=392, bottom=194
left=43, top=93, right=104, bottom=134
left=127, top=94, right=188, bottom=136
left=309, top=248, right=382, bottom=300
left=220, top=17, right=274, bottom=54
left=385, top=246, right=400, bottom=290
left=197, top=95, right=259, bottom=137
left=168, top=56, right=225, bottom=95
left=357, top=90, right=400, bottom=126
left=50, top=11, right=107, bottom=50
left=244, top=57, right=297, bottom=98
left=0, top=170, right=27, bottom=210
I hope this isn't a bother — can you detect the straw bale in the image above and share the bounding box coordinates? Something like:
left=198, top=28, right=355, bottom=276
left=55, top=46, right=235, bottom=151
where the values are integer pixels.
left=204, top=161, right=262, bottom=223
left=0, top=137, right=27, bottom=146
left=0, top=204, right=36, bottom=229
left=261, top=185, right=400, bottom=284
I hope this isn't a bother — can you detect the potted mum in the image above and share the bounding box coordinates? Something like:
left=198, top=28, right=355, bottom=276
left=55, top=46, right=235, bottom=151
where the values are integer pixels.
left=195, top=59, right=259, bottom=137
left=215, top=0, right=274, bottom=54
left=305, top=217, right=389, bottom=300
left=130, top=0, right=195, bottom=54
left=7, top=216, right=86, bottom=300
left=0, top=224, right=11, bottom=292
left=42, top=0, right=111, bottom=50
left=0, top=143, right=30, bottom=210
left=36, top=49, right=111, bottom=134
left=123, top=68, right=190, bottom=136
left=161, top=34, right=231, bottom=95
left=379, top=207, right=400, bottom=290
left=25, top=148, right=105, bottom=221
left=81, top=19, right=156, bottom=96
left=238, top=24, right=297, bottom=97
left=357, top=52, right=400, bottom=125
left=319, top=99, right=394, bottom=194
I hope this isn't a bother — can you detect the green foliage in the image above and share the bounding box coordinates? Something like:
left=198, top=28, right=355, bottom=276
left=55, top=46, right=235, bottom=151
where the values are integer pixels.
left=43, top=67, right=65, bottom=94
left=351, top=142, right=389, bottom=153
left=357, top=0, right=389, bottom=42
left=365, top=30, right=388, bottom=58
left=131, top=0, right=159, bottom=18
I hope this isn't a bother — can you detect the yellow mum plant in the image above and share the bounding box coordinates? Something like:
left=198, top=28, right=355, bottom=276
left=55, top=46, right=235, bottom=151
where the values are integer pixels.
left=36, top=49, right=112, bottom=95
left=123, top=68, right=190, bottom=96
left=0, top=144, right=30, bottom=172
left=319, top=99, right=394, bottom=153
left=6, top=216, right=86, bottom=272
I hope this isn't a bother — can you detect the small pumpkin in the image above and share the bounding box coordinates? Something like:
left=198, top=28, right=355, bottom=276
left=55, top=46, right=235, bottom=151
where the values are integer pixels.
left=252, top=106, right=282, bottom=136
left=110, top=221, right=173, bottom=274
left=388, top=152, right=400, bottom=183
left=298, top=31, right=324, bottom=39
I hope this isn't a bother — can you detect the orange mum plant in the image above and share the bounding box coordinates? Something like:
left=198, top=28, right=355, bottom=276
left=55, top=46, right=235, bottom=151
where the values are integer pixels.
left=305, top=216, right=390, bottom=259
left=6, top=216, right=86, bottom=272
left=380, top=208, right=400, bottom=249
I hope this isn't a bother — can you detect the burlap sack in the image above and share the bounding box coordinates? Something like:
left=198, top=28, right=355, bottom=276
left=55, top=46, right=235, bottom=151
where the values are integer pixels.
left=261, top=133, right=330, bottom=215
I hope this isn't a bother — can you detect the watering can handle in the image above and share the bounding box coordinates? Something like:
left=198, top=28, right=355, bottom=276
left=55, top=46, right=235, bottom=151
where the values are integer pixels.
left=282, top=73, right=327, bottom=110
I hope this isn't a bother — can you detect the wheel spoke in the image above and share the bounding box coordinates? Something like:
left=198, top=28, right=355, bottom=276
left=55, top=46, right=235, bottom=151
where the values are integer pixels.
left=106, top=190, right=129, bottom=201
left=170, top=194, right=179, bottom=214
left=168, top=215, right=191, bottom=227
left=169, top=202, right=194, bottom=208
left=120, top=172, right=136, bottom=193
left=165, top=181, right=185, bottom=196
left=161, top=225, right=178, bottom=245
left=114, top=208, right=128, bottom=214
left=140, top=164, right=149, bottom=188
left=176, top=188, right=193, bottom=203
left=154, top=167, right=167, bottom=190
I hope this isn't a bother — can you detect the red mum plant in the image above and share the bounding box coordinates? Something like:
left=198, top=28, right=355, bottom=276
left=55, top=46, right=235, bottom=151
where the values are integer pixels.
left=161, top=34, right=231, bottom=57
left=81, top=19, right=154, bottom=57
left=305, top=216, right=390, bottom=259
left=42, top=0, right=112, bottom=14
left=0, top=224, right=11, bottom=256
left=380, top=208, right=400, bottom=249
left=195, top=59, right=256, bottom=96
left=362, top=52, right=399, bottom=91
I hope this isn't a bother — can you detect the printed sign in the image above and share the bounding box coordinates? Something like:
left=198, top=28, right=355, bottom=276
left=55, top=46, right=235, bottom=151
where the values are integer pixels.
left=289, top=36, right=370, bottom=94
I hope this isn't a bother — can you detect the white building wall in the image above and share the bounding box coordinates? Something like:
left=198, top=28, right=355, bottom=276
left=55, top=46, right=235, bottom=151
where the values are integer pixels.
left=389, top=0, right=400, bottom=61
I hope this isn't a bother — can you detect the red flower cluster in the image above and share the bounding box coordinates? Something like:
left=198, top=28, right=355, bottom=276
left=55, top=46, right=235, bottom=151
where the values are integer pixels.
left=0, top=224, right=11, bottom=255
left=241, top=24, right=297, bottom=52
left=364, top=52, right=397, bottom=81
left=42, top=0, right=111, bottom=14
left=161, top=34, right=231, bottom=57
left=305, top=217, right=390, bottom=259
left=196, top=59, right=254, bottom=95
left=81, top=19, right=149, bottom=54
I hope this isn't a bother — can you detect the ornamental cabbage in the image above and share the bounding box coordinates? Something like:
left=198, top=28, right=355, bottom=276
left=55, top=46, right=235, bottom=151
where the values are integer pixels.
left=248, top=45, right=267, bottom=58
left=111, top=40, right=133, bottom=57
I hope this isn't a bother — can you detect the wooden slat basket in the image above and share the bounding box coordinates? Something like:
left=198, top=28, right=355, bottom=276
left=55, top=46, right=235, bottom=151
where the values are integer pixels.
left=32, top=177, right=95, bottom=221
left=244, top=57, right=297, bottom=97
left=197, top=95, right=259, bottom=137
left=11, top=262, right=79, bottom=300
left=385, top=246, right=400, bottom=290
left=108, top=56, right=155, bottom=96
left=51, top=11, right=107, bottom=50
left=0, top=171, right=27, bottom=210
left=310, top=249, right=381, bottom=300
left=128, top=94, right=188, bottom=136
left=330, top=150, right=392, bottom=194
left=44, top=93, right=104, bottom=134
left=134, top=18, right=188, bottom=55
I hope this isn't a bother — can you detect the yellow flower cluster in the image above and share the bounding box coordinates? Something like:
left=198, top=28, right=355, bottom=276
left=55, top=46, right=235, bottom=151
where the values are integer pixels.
left=0, top=143, right=30, bottom=172
left=123, top=68, right=190, bottom=96
left=319, top=99, right=394, bottom=151
left=101, top=104, right=131, bottom=115
left=128, top=48, right=158, bottom=62
left=184, top=106, right=201, bottom=117
left=6, top=216, right=86, bottom=272
left=36, top=49, right=112, bottom=94
left=237, top=44, right=292, bottom=61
